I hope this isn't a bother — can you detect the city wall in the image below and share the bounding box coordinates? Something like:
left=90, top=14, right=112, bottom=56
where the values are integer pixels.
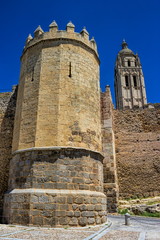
left=114, top=105, right=160, bottom=199
left=101, top=87, right=119, bottom=212
left=0, top=89, right=17, bottom=221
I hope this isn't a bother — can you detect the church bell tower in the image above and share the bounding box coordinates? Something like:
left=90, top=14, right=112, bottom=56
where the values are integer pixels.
left=114, top=40, right=147, bottom=109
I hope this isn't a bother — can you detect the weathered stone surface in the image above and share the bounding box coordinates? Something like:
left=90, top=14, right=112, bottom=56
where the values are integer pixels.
left=3, top=189, right=107, bottom=227
left=2, top=24, right=107, bottom=227
left=78, top=217, right=87, bottom=226
left=101, top=86, right=119, bottom=213
left=12, top=28, right=101, bottom=153
left=7, top=149, right=104, bottom=193
left=114, top=107, right=160, bottom=199
left=88, top=217, right=95, bottom=225
left=0, top=89, right=17, bottom=222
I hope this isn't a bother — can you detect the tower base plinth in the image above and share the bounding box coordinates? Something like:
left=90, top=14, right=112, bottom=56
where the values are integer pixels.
left=3, top=189, right=107, bottom=227
left=3, top=147, right=107, bottom=227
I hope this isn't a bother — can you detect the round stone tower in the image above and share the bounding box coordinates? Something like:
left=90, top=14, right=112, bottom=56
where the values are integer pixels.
left=3, top=21, right=107, bottom=227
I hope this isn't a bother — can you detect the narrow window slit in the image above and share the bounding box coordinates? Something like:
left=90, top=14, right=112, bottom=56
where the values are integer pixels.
left=31, top=68, right=34, bottom=82
left=69, top=62, right=72, bottom=77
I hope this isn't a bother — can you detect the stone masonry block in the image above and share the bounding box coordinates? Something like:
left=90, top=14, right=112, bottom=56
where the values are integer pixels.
left=88, top=218, right=95, bottom=225
left=81, top=211, right=95, bottom=217
left=66, top=211, right=74, bottom=217
left=78, top=217, right=87, bottom=226
left=74, top=197, right=84, bottom=204
left=38, top=195, right=49, bottom=203
left=69, top=217, right=78, bottom=226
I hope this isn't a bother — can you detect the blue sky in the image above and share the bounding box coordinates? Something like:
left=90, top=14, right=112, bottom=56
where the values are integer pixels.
left=0, top=0, right=160, bottom=105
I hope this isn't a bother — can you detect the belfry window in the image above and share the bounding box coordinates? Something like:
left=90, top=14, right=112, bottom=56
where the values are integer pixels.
left=128, top=60, right=131, bottom=67
left=125, top=75, right=129, bottom=87
left=133, top=76, right=137, bottom=87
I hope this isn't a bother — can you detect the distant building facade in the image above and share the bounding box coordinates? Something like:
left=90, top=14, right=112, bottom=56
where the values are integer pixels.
left=114, top=40, right=147, bottom=109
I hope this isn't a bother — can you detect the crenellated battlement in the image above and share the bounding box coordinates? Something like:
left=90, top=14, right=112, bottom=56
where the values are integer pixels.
left=23, top=21, right=98, bottom=58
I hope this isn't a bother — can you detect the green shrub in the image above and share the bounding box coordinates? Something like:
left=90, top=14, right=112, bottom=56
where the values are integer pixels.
left=118, top=208, right=129, bottom=214
left=118, top=209, right=160, bottom=218
left=139, top=211, right=160, bottom=218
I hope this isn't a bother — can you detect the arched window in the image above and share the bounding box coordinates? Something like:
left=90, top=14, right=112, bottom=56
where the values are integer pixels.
left=128, top=60, right=131, bottom=67
left=125, top=75, right=129, bottom=87
left=133, top=75, right=137, bottom=87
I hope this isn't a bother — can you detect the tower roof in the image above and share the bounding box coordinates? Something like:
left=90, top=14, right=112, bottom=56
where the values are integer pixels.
left=90, top=37, right=96, bottom=43
left=67, top=21, right=75, bottom=28
left=34, top=25, right=44, bottom=33
left=49, top=20, right=58, bottom=28
left=81, top=27, right=89, bottom=35
left=27, top=34, right=33, bottom=41
left=119, top=40, right=133, bottom=54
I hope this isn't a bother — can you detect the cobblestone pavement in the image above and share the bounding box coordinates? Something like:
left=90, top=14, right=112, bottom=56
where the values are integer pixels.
left=0, top=215, right=159, bottom=240
left=96, top=215, right=160, bottom=240
left=0, top=222, right=109, bottom=240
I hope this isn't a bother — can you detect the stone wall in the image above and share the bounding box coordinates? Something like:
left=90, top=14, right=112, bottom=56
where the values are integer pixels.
left=13, top=27, right=101, bottom=153
left=101, top=86, right=119, bottom=212
left=4, top=148, right=107, bottom=226
left=114, top=105, right=160, bottom=199
left=0, top=88, right=17, bottom=221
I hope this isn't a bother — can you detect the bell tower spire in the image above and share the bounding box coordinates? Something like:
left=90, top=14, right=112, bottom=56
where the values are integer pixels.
left=121, top=39, right=128, bottom=49
left=114, top=40, right=147, bottom=109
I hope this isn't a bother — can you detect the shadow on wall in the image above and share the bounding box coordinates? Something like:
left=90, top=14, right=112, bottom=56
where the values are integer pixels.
left=0, top=87, right=17, bottom=223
